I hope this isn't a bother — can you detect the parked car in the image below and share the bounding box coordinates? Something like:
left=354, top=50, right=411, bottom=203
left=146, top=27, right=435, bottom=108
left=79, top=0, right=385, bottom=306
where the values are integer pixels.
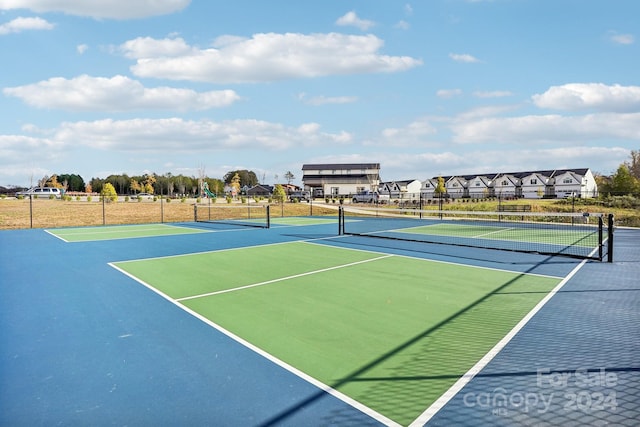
left=16, top=187, right=62, bottom=199
left=351, top=191, right=390, bottom=204
left=289, top=190, right=311, bottom=202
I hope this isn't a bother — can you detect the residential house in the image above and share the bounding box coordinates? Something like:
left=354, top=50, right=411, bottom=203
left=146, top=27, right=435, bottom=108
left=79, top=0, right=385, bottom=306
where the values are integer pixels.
left=301, top=163, right=381, bottom=198
left=493, top=173, right=522, bottom=198
left=380, top=179, right=422, bottom=202
left=247, top=184, right=273, bottom=198
left=445, top=176, right=468, bottom=199
left=553, top=168, right=598, bottom=198
left=467, top=175, right=496, bottom=199
left=421, top=178, right=440, bottom=199
left=520, top=171, right=555, bottom=199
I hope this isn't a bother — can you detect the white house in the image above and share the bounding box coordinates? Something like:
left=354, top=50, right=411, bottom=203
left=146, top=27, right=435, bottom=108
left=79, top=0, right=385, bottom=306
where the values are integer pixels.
left=467, top=175, right=496, bottom=199
left=494, top=174, right=521, bottom=198
left=421, top=178, right=440, bottom=198
left=520, top=171, right=555, bottom=199
left=381, top=179, right=422, bottom=202
left=553, top=168, right=598, bottom=198
left=425, top=168, right=597, bottom=200
left=446, top=176, right=468, bottom=199
left=301, top=163, right=381, bottom=198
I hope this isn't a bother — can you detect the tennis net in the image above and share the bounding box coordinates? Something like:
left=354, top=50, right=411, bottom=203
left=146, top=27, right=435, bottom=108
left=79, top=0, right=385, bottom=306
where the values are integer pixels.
left=338, top=206, right=614, bottom=261
left=194, top=203, right=270, bottom=228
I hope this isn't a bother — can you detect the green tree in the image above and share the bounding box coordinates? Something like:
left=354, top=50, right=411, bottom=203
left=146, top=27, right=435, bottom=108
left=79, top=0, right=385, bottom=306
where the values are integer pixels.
left=101, top=182, right=118, bottom=202
left=89, top=177, right=104, bottom=194
left=272, top=184, right=286, bottom=203
left=223, top=170, right=258, bottom=187
left=609, top=165, right=640, bottom=195
left=57, top=174, right=86, bottom=192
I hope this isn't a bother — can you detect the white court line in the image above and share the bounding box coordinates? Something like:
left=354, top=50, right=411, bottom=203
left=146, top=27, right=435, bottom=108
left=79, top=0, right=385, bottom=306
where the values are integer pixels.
left=408, top=253, right=593, bottom=426
left=176, top=254, right=393, bottom=301
left=108, top=260, right=401, bottom=427
left=473, top=227, right=513, bottom=238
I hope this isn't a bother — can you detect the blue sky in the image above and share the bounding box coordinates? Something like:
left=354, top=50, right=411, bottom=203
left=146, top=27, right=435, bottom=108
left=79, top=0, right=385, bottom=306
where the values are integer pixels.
left=1, top=0, right=638, bottom=188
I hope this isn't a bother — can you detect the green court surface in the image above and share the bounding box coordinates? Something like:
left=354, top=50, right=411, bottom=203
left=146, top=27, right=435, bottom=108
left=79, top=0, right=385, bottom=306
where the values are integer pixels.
left=47, top=223, right=208, bottom=242
left=113, top=241, right=561, bottom=425
left=399, top=223, right=599, bottom=247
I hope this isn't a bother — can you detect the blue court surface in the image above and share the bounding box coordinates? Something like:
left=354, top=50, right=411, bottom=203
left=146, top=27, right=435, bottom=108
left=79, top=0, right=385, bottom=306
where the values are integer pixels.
left=1, top=219, right=638, bottom=426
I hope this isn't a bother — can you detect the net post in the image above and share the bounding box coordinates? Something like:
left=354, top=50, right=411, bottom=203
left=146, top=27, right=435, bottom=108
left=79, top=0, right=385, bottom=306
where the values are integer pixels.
left=338, top=206, right=344, bottom=235
left=193, top=203, right=197, bottom=222
left=598, top=215, right=603, bottom=260
left=266, top=204, right=271, bottom=228
left=607, top=214, right=614, bottom=263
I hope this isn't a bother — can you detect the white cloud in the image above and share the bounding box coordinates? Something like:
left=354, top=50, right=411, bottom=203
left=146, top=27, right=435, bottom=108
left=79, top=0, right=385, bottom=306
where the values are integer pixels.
left=404, top=4, right=414, bottom=15
left=608, top=31, right=635, bottom=45
left=119, top=36, right=195, bottom=59
left=437, top=89, right=463, bottom=99
left=76, top=43, right=88, bottom=54
left=0, top=0, right=190, bottom=19
left=532, top=83, right=640, bottom=112
left=449, top=53, right=480, bottom=63
left=378, top=118, right=438, bottom=147
left=473, top=90, right=513, bottom=98
left=3, top=75, right=240, bottom=111
left=7, top=117, right=352, bottom=154
left=451, top=112, right=640, bottom=144
left=0, top=16, right=54, bottom=34
left=394, top=20, right=410, bottom=30
left=335, top=11, right=375, bottom=31
left=300, top=94, right=358, bottom=106
left=125, top=33, right=422, bottom=83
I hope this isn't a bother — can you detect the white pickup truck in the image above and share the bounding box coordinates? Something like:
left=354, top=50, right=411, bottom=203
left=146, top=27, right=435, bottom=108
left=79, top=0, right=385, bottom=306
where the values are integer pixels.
left=351, top=191, right=389, bottom=204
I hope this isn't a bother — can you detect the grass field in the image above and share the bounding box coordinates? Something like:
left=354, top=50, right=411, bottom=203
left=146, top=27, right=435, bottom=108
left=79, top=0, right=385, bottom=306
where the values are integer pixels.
left=0, top=198, right=336, bottom=229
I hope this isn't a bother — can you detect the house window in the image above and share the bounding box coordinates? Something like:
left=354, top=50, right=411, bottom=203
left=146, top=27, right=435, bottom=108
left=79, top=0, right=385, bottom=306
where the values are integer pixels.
left=563, top=178, right=572, bottom=184
left=425, top=183, right=431, bottom=188
left=452, top=183, right=458, bottom=187
left=475, top=182, right=481, bottom=187
left=502, top=180, right=508, bottom=186
left=530, top=179, right=537, bottom=185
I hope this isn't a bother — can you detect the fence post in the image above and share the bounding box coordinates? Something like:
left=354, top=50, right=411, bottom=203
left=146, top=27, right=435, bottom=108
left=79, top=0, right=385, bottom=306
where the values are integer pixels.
left=29, top=195, right=33, bottom=229
left=607, top=214, right=614, bottom=263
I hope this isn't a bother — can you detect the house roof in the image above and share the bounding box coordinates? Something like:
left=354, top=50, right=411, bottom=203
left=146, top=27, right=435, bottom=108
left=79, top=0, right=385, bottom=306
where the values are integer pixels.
left=434, top=168, right=590, bottom=181
left=302, top=163, right=381, bottom=170
left=247, top=184, right=273, bottom=193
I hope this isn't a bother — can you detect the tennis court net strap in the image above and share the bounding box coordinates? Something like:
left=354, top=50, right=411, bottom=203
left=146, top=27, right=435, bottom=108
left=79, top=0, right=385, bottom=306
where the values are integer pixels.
left=338, top=206, right=614, bottom=261
left=194, top=203, right=271, bottom=228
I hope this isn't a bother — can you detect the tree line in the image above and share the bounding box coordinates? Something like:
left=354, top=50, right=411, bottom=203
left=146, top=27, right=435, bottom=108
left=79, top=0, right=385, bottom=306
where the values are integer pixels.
left=596, top=149, right=640, bottom=196
left=14, top=169, right=296, bottom=197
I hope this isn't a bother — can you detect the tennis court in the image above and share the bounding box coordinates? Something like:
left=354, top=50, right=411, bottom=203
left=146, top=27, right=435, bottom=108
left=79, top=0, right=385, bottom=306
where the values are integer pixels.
left=1, top=211, right=638, bottom=426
